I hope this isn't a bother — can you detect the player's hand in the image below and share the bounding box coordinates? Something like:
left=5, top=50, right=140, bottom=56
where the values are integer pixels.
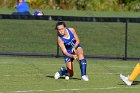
left=72, top=55, right=78, bottom=60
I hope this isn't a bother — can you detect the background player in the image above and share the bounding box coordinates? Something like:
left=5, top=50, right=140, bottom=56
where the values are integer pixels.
left=54, top=21, right=89, bottom=81
left=120, top=63, right=140, bottom=86
left=12, top=0, right=30, bottom=15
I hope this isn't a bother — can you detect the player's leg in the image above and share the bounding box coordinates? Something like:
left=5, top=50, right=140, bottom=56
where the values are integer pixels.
left=76, top=47, right=88, bottom=81
left=54, top=61, right=74, bottom=80
left=54, top=56, right=73, bottom=79
left=66, top=60, right=74, bottom=77
left=54, top=66, right=67, bottom=79
left=120, top=63, right=140, bottom=86
left=129, top=63, right=140, bottom=81
left=54, top=56, right=68, bottom=79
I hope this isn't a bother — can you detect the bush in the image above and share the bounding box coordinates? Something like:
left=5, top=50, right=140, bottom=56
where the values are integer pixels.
left=125, top=0, right=140, bottom=11
left=0, top=0, right=140, bottom=11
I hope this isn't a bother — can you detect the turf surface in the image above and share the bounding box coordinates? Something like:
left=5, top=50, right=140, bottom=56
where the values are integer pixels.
left=0, top=9, right=140, bottom=58
left=0, top=56, right=140, bottom=93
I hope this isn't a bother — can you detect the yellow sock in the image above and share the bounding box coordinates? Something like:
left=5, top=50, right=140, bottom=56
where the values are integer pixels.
left=128, top=63, right=140, bottom=81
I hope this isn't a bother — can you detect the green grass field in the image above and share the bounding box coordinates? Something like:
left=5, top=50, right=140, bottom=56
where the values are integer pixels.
left=0, top=19, right=140, bottom=58
left=0, top=9, right=140, bottom=58
left=0, top=9, right=140, bottom=92
left=0, top=56, right=140, bottom=93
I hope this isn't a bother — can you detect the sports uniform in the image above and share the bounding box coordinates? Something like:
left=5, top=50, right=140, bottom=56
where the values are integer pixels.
left=58, top=28, right=80, bottom=62
left=54, top=21, right=88, bottom=81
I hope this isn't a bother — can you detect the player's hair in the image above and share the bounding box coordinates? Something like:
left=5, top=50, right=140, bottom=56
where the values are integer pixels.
left=55, top=21, right=66, bottom=30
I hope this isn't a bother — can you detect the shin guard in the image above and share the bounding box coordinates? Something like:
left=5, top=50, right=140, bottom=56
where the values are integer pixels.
left=79, top=59, right=87, bottom=76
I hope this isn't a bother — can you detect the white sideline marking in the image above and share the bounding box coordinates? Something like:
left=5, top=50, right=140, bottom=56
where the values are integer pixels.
left=2, top=87, right=139, bottom=93
left=15, top=90, right=44, bottom=92
left=0, top=61, right=133, bottom=68
left=0, top=62, right=64, bottom=66
left=109, top=66, right=133, bottom=68
left=0, top=62, right=64, bottom=65
left=0, top=62, right=20, bottom=64
left=4, top=73, right=44, bottom=77
left=53, top=87, right=139, bottom=91
left=4, top=75, right=11, bottom=77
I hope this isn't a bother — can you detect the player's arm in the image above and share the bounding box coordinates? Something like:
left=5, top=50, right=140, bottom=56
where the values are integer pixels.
left=69, top=28, right=80, bottom=52
left=58, top=37, right=77, bottom=59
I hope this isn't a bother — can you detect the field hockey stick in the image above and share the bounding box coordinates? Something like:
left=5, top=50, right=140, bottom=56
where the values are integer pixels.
left=73, top=49, right=80, bottom=63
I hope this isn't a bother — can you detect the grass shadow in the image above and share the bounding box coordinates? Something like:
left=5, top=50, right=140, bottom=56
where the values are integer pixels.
left=46, top=75, right=54, bottom=79
left=132, top=81, right=140, bottom=85
left=46, top=75, right=81, bottom=80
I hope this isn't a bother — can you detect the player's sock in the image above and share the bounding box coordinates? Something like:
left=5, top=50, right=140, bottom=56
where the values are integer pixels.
left=59, top=67, right=68, bottom=76
left=129, top=63, right=140, bottom=81
left=79, top=59, right=87, bottom=76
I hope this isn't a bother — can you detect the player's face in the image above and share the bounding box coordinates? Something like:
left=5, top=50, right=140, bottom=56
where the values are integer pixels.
left=57, top=25, right=66, bottom=36
left=19, top=0, right=23, bottom=3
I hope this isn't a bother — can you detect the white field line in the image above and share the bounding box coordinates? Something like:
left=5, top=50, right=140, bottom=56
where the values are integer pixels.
left=0, top=61, right=64, bottom=65
left=109, top=66, right=133, bottom=68
left=0, top=62, right=22, bottom=64
left=6, top=87, right=139, bottom=93
left=2, top=62, right=132, bottom=77
left=0, top=61, right=134, bottom=68
left=15, top=90, right=45, bottom=92
left=52, top=87, right=139, bottom=92
left=4, top=73, right=44, bottom=77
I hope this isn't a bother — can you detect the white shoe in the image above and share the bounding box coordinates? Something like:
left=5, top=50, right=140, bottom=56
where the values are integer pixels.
left=120, top=74, right=133, bottom=86
left=54, top=72, right=60, bottom=79
left=54, top=67, right=66, bottom=79
left=81, top=75, right=89, bottom=81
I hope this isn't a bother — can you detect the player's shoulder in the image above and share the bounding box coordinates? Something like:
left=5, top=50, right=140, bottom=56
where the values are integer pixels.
left=57, top=36, right=63, bottom=42
left=68, top=27, right=75, bottom=31
left=68, top=27, right=76, bottom=33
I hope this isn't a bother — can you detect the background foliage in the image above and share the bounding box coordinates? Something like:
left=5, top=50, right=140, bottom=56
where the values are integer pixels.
left=0, top=0, right=140, bottom=11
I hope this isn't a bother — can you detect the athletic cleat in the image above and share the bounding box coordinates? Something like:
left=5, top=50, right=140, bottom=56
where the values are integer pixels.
left=54, top=72, right=60, bottom=79
left=120, top=74, right=133, bottom=86
left=81, top=75, right=89, bottom=81
left=54, top=67, right=67, bottom=79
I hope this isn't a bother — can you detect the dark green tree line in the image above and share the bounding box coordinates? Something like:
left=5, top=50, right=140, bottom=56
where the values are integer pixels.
left=0, top=0, right=140, bottom=11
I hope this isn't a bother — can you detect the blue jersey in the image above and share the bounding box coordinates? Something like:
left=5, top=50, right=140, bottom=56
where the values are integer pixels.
left=59, top=28, right=76, bottom=50
left=16, top=1, right=30, bottom=13
left=59, top=28, right=80, bottom=62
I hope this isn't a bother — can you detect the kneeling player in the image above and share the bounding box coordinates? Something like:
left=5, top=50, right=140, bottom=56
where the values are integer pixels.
left=54, top=21, right=89, bottom=81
